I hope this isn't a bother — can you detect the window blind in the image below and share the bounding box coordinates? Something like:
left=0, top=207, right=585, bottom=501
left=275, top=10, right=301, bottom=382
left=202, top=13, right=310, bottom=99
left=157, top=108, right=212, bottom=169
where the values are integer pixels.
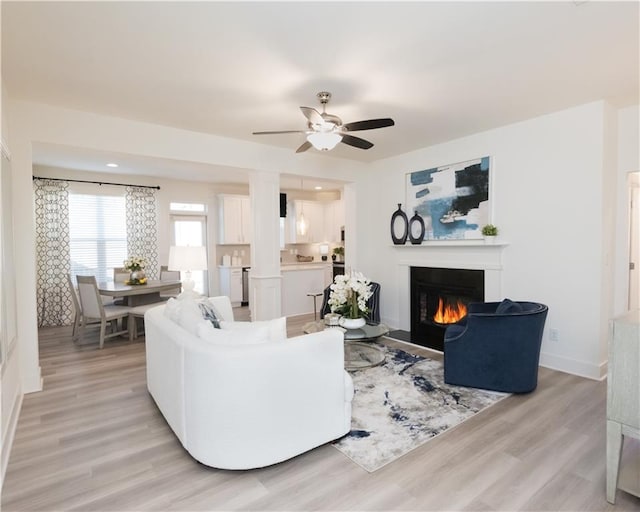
left=69, top=192, right=127, bottom=284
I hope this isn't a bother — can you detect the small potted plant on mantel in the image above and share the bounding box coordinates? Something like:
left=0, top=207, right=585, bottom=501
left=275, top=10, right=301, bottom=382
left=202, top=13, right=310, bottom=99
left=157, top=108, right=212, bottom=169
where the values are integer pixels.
left=332, top=246, right=344, bottom=262
left=481, top=224, right=499, bottom=244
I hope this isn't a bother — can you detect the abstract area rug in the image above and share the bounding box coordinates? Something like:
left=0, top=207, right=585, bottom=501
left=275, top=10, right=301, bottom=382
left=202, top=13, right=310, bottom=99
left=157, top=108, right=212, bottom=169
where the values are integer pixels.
left=332, top=344, right=509, bottom=472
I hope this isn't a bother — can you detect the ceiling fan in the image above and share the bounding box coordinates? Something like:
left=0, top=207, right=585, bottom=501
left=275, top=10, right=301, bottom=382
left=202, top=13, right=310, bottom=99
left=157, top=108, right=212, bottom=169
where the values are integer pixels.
left=252, top=91, right=395, bottom=153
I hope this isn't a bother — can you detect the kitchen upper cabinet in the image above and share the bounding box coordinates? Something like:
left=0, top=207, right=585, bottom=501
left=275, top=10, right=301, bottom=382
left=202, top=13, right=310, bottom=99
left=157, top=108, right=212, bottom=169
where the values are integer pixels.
left=286, top=199, right=344, bottom=244
left=218, top=195, right=251, bottom=245
left=323, top=200, right=344, bottom=243
left=289, top=200, right=324, bottom=244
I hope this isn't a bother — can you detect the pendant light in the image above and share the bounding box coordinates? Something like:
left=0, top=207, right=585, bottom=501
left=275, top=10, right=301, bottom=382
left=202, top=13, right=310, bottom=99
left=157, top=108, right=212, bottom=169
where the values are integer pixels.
left=296, top=178, right=308, bottom=236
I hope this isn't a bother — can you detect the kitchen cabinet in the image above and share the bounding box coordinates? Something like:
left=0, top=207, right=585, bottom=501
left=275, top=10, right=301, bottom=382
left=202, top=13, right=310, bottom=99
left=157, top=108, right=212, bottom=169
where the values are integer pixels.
left=287, top=199, right=344, bottom=244
left=289, top=200, right=324, bottom=244
left=324, top=264, right=333, bottom=286
left=219, top=266, right=243, bottom=306
left=218, top=195, right=251, bottom=245
left=281, top=264, right=329, bottom=316
left=323, top=200, right=344, bottom=243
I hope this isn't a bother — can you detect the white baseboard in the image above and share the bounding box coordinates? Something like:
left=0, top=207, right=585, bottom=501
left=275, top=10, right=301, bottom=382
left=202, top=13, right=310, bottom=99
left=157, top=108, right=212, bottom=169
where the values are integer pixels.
left=1, top=390, right=23, bottom=491
left=539, top=351, right=607, bottom=380
left=383, top=324, right=608, bottom=381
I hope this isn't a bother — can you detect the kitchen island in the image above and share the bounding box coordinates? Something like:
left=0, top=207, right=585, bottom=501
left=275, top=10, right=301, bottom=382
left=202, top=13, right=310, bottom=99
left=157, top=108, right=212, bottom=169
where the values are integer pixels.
left=281, top=263, right=332, bottom=317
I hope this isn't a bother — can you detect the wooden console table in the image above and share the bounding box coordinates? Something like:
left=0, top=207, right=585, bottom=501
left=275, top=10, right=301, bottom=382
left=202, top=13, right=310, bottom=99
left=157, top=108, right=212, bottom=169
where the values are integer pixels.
left=606, top=310, right=640, bottom=504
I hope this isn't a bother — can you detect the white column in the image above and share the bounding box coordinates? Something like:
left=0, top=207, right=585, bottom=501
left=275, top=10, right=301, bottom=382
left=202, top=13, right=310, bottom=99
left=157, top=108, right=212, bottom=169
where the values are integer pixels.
left=249, top=170, right=282, bottom=320
left=343, top=182, right=357, bottom=271
left=11, top=134, right=42, bottom=393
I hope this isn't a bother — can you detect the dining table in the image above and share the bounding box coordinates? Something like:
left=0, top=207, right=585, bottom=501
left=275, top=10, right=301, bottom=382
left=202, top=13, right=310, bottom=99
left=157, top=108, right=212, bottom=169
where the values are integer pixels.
left=98, top=280, right=182, bottom=306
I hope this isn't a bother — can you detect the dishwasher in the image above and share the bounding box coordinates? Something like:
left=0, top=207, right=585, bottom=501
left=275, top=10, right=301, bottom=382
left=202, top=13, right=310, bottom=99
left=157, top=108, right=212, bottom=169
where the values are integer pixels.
left=242, top=267, right=250, bottom=306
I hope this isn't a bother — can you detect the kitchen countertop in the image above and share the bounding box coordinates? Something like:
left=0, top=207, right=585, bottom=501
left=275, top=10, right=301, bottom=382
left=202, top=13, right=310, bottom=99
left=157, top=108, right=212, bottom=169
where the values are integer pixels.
left=218, top=262, right=331, bottom=271
left=281, top=262, right=331, bottom=271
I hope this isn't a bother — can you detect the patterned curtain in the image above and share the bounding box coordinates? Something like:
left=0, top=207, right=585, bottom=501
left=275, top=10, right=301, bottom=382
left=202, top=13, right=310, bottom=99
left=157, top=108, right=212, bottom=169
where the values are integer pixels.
left=125, top=186, right=159, bottom=280
left=34, top=179, right=73, bottom=327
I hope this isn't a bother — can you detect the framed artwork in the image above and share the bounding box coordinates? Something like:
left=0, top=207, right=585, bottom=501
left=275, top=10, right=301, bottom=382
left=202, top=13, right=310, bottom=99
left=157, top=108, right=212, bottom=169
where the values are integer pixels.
left=405, top=156, right=490, bottom=241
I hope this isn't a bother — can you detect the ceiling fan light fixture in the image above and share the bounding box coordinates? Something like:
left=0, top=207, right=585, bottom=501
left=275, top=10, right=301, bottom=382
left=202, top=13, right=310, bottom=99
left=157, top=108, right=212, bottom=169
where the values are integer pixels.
left=307, top=132, right=343, bottom=151
left=253, top=91, right=392, bottom=153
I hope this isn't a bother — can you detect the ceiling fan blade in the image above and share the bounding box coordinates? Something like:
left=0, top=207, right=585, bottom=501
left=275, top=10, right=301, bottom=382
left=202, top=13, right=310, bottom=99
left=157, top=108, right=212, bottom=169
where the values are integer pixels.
left=296, top=141, right=312, bottom=153
left=343, top=118, right=395, bottom=132
left=340, top=134, right=374, bottom=150
left=252, top=130, right=306, bottom=135
left=300, top=106, right=325, bottom=126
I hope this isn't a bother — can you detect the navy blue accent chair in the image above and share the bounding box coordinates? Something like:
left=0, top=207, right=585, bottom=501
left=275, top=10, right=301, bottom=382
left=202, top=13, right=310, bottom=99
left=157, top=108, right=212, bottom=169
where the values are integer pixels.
left=320, top=282, right=381, bottom=324
left=444, top=300, right=548, bottom=393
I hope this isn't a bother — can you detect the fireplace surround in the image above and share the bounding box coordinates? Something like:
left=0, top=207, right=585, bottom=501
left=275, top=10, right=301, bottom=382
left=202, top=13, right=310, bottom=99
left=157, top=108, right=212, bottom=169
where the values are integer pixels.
left=410, top=267, right=484, bottom=351
left=388, top=241, right=506, bottom=352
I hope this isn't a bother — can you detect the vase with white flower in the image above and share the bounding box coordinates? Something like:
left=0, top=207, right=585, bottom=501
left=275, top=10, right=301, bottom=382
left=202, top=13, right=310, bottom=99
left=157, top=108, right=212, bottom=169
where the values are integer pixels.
left=328, top=271, right=373, bottom=329
left=123, top=256, right=148, bottom=285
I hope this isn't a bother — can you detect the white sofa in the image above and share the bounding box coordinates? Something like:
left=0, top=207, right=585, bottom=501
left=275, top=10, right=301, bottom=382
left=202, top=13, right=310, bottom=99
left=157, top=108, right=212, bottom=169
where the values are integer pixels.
left=144, top=298, right=354, bottom=470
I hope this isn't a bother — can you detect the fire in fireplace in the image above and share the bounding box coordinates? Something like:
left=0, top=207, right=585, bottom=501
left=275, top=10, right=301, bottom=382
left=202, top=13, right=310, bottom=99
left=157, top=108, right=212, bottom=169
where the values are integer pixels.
left=433, top=297, right=468, bottom=324
left=411, top=267, right=484, bottom=351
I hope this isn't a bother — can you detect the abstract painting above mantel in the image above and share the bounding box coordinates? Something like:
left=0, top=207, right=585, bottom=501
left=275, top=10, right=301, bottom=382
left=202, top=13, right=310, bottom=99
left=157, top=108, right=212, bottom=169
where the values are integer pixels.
left=406, top=156, right=490, bottom=241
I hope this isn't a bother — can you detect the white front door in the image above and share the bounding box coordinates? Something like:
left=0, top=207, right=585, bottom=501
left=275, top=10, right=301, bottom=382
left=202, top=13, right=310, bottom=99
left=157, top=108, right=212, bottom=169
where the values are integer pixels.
left=171, top=214, right=208, bottom=295
left=629, top=172, right=640, bottom=310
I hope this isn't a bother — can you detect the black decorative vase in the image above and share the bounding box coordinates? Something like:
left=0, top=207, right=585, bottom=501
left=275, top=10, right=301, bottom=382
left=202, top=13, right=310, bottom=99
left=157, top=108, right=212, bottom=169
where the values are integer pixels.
left=409, top=211, right=425, bottom=245
left=390, top=203, right=409, bottom=245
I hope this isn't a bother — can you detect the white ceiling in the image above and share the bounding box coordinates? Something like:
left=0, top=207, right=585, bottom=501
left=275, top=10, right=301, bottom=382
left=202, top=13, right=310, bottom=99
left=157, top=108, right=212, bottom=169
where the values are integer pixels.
left=2, top=1, right=638, bottom=182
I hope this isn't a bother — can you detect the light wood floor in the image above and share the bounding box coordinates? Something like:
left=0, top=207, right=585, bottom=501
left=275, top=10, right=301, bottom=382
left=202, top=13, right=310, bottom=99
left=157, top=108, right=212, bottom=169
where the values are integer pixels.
left=2, top=309, right=639, bottom=511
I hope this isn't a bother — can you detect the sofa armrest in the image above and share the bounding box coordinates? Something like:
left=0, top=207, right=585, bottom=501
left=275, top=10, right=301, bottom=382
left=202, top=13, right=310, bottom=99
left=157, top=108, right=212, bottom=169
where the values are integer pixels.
left=145, top=305, right=188, bottom=442
left=182, top=329, right=352, bottom=469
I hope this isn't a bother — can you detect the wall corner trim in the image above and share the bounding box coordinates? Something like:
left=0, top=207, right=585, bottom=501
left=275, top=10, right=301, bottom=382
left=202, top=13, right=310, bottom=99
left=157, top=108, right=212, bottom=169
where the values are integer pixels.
left=1, top=390, right=23, bottom=491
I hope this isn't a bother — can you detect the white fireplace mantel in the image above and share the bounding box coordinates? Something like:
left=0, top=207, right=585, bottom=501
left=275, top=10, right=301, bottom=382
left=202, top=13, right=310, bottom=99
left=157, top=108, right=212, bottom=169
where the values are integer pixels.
left=395, top=241, right=508, bottom=271
left=394, top=242, right=509, bottom=331
left=391, top=240, right=508, bottom=248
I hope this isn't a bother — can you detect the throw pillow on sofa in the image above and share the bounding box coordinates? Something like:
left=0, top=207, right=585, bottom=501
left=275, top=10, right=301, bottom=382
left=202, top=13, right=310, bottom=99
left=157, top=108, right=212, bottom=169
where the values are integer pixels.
left=199, top=301, right=221, bottom=328
left=164, top=297, right=182, bottom=323
left=197, top=320, right=271, bottom=345
left=177, top=298, right=206, bottom=336
left=204, top=296, right=233, bottom=322
left=220, top=316, right=287, bottom=342
left=165, top=297, right=228, bottom=334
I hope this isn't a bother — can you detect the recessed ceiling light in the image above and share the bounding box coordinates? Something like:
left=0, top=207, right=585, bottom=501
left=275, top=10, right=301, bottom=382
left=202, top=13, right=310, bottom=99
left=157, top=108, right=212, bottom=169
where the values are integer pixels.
left=314, top=186, right=322, bottom=190
left=106, top=163, right=118, bottom=168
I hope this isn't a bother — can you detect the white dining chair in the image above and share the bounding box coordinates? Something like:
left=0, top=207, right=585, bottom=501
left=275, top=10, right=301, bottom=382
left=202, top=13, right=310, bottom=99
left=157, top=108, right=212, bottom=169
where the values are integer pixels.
left=67, top=273, right=82, bottom=341
left=76, top=275, right=132, bottom=348
left=113, top=267, right=129, bottom=283
left=127, top=303, right=163, bottom=340
left=109, top=267, right=130, bottom=305
left=67, top=273, right=103, bottom=342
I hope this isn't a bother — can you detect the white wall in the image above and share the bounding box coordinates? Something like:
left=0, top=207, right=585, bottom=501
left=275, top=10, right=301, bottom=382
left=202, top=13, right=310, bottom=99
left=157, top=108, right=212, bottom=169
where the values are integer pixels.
left=613, top=105, right=640, bottom=315
left=0, top=79, right=23, bottom=490
left=358, top=101, right=616, bottom=379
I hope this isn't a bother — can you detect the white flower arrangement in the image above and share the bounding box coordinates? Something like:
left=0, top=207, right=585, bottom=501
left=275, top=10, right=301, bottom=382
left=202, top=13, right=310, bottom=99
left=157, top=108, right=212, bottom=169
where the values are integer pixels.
left=328, top=271, right=373, bottom=319
left=123, top=257, right=146, bottom=272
